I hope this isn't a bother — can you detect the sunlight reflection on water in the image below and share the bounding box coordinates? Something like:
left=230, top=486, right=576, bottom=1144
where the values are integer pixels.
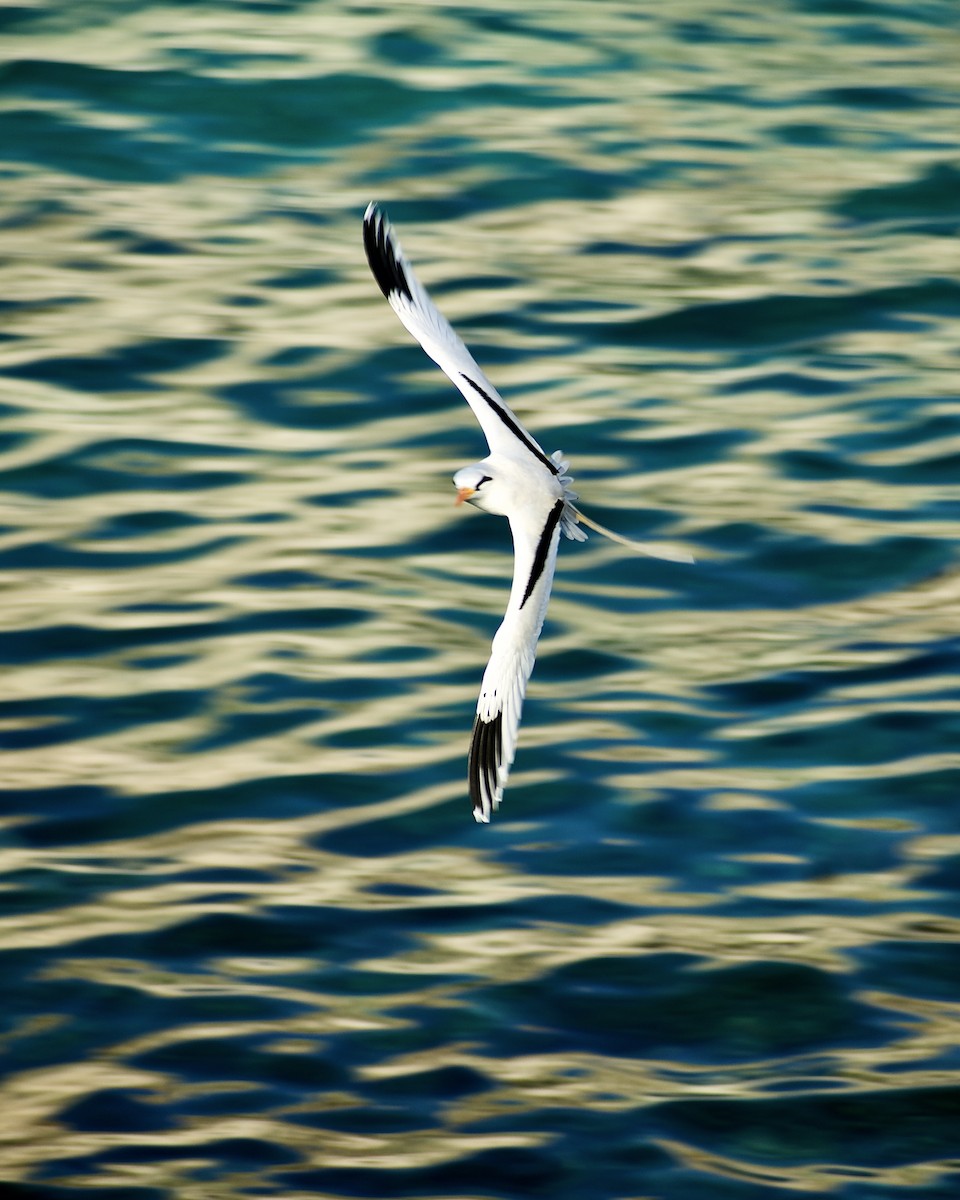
left=1, top=0, right=960, bottom=1195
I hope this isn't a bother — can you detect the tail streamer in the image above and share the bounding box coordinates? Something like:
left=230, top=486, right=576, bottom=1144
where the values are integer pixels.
left=573, top=508, right=695, bottom=565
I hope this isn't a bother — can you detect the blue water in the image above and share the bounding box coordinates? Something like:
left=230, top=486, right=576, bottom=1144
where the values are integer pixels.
left=2, top=2, right=959, bottom=1197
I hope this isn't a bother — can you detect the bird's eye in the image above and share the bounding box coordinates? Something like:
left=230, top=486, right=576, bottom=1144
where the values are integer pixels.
left=476, top=475, right=492, bottom=489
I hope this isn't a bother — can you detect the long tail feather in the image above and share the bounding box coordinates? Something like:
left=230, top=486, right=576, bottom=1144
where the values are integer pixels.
left=573, top=508, right=695, bottom=564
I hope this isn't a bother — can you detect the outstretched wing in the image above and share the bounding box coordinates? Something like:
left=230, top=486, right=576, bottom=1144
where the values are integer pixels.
left=469, top=496, right=565, bottom=822
left=363, top=202, right=560, bottom=478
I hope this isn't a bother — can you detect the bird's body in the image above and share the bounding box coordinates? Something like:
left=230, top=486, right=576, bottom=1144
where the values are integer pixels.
left=362, top=203, right=689, bottom=822
left=363, top=202, right=587, bottom=822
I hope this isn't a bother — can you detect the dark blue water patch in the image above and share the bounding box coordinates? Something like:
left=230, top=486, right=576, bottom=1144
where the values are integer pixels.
left=280, top=1143, right=568, bottom=1200
left=834, top=162, right=960, bottom=227
left=429, top=272, right=521, bottom=300
left=23, top=1178, right=165, bottom=1200
left=609, top=427, right=751, bottom=470
left=584, top=231, right=781, bottom=260
left=707, top=668, right=836, bottom=711
left=0, top=688, right=205, bottom=751
left=0, top=534, right=245, bottom=571
left=921, top=853, right=960, bottom=910
left=302, top=963, right=466, bottom=1003
left=224, top=291, right=267, bottom=307
left=0, top=429, right=32, bottom=458
left=371, top=27, right=442, bottom=67
left=306, top=487, right=393, bottom=509
left=0, top=194, right=76, bottom=232
left=536, top=646, right=636, bottom=683
left=671, top=18, right=775, bottom=44
left=2, top=336, right=228, bottom=393
left=789, top=766, right=960, bottom=828
left=91, top=1136, right=301, bottom=1174
left=127, top=909, right=345, bottom=964
left=853, top=941, right=960, bottom=1003
left=88, top=226, right=190, bottom=256
left=288, top=1103, right=433, bottom=1136
left=710, top=638, right=960, bottom=711
left=817, top=82, right=941, bottom=110
left=779, top=444, right=960, bottom=487
left=412, top=519, right=515, bottom=560
left=455, top=1109, right=742, bottom=1200
left=366, top=881, right=442, bottom=898
left=0, top=972, right=250, bottom=1075
left=1, top=59, right=430, bottom=151
left=0, top=105, right=189, bottom=184
left=262, top=344, right=325, bottom=368
left=222, top=377, right=374, bottom=429
left=240, top=670, right=374, bottom=706
left=60, top=1088, right=175, bottom=1134
left=356, top=642, right=437, bottom=664
left=600, top=789, right=908, bottom=892
left=476, top=957, right=886, bottom=1062
left=771, top=120, right=843, bottom=147
left=232, top=568, right=324, bottom=590
left=0, top=783, right=120, bottom=844
left=316, top=791, right=485, bottom=858
left=89, top=509, right=208, bottom=540
left=832, top=409, right=960, bottom=453
left=362, top=1063, right=491, bottom=1108
left=128, top=234, right=190, bottom=255
left=608, top=278, right=960, bottom=351
left=652, top=1085, right=960, bottom=1170
left=494, top=830, right=705, bottom=888
left=9, top=771, right=331, bottom=847
left=0, top=606, right=365, bottom=667
left=4, top=59, right=574, bottom=181
left=728, top=708, right=960, bottom=772
left=170, top=1084, right=291, bottom=1120
left=723, top=534, right=952, bottom=609
left=671, top=83, right=782, bottom=111
left=331, top=999, right=495, bottom=1072
left=0, top=866, right=118, bottom=917
left=720, top=369, right=852, bottom=396
left=453, top=163, right=625, bottom=214
left=257, top=266, right=335, bottom=289
left=119, top=601, right=217, bottom=614
left=806, top=500, right=938, bottom=524
left=181, top=706, right=321, bottom=753
left=0, top=5, right=46, bottom=33
left=133, top=1032, right=348, bottom=1090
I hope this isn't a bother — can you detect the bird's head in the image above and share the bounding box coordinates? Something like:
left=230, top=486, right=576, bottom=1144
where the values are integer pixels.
left=453, top=464, right=496, bottom=512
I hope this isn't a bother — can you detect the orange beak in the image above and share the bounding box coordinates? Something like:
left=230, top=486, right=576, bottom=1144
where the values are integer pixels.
left=455, top=487, right=475, bottom=506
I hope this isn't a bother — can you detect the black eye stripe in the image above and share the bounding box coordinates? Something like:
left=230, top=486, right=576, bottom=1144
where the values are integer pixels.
left=476, top=475, right=492, bottom=487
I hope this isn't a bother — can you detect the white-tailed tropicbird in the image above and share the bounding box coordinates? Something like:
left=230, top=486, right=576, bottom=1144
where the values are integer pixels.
left=363, top=202, right=691, bottom=823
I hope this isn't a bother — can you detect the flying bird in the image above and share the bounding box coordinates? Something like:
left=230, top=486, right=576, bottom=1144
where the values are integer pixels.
left=362, top=202, right=691, bottom=823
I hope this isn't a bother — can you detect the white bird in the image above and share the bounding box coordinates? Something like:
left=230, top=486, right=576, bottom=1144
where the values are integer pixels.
left=362, top=202, right=691, bottom=823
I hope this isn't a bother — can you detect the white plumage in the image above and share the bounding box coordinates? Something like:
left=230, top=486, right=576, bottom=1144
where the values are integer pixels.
left=362, top=203, right=690, bottom=822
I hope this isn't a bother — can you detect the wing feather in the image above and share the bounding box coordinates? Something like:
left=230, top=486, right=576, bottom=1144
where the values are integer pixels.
left=469, top=499, right=564, bottom=822
left=363, top=202, right=559, bottom=475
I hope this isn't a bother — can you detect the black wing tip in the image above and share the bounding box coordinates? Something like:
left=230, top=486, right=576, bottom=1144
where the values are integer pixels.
left=469, top=710, right=503, bottom=823
left=362, top=201, right=413, bottom=303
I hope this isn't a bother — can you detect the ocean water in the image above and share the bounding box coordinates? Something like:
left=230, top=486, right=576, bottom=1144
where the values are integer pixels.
left=2, top=1, right=960, bottom=1196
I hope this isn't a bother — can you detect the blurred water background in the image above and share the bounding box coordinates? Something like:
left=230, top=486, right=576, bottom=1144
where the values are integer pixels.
left=2, top=1, right=960, bottom=1197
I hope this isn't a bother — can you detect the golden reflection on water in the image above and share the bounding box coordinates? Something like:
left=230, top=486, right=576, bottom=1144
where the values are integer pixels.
left=3, top=0, right=960, bottom=1193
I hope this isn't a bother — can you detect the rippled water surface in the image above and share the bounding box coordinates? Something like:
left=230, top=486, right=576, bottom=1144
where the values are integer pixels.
left=2, top=1, right=960, bottom=1196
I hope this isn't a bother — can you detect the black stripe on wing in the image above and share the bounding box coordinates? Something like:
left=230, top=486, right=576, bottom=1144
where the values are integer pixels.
left=363, top=205, right=413, bottom=303
left=469, top=710, right=503, bottom=821
left=460, top=374, right=559, bottom=476
left=520, top=500, right=564, bottom=610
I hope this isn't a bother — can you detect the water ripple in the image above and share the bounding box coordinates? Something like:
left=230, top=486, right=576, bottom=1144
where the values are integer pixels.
left=1, top=1, right=959, bottom=1196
